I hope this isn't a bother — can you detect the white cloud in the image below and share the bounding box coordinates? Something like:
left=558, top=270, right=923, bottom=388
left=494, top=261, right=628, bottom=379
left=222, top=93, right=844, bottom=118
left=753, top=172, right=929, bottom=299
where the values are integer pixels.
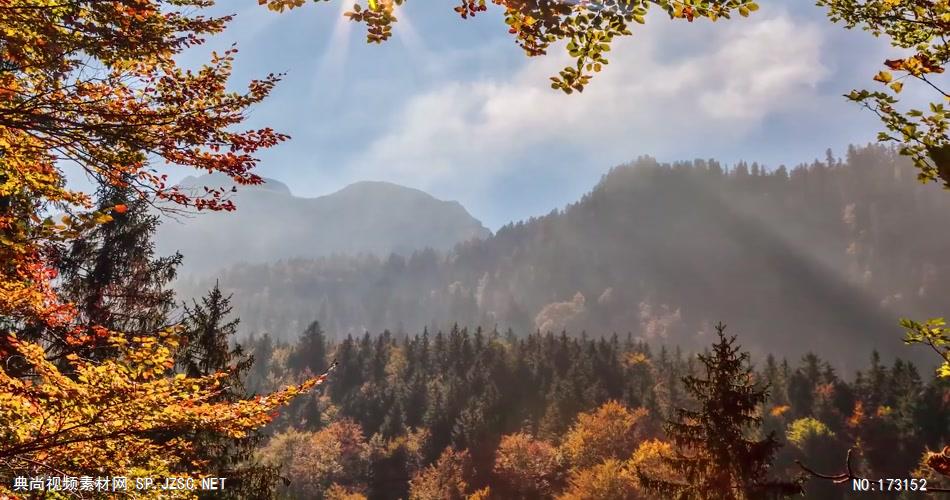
left=344, top=12, right=828, bottom=192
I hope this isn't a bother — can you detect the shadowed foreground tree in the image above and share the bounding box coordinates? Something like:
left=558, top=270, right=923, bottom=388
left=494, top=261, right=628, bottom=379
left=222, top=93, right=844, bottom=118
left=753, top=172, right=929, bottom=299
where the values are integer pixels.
left=637, top=322, right=802, bottom=499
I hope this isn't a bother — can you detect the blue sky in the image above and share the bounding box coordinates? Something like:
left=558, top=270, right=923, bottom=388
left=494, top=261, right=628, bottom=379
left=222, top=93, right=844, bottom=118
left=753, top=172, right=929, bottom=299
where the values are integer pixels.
left=170, top=1, right=903, bottom=230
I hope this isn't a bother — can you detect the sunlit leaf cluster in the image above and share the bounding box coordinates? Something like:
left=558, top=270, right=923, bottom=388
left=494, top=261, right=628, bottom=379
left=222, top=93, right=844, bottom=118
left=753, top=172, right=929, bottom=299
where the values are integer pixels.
left=0, top=325, right=323, bottom=497
left=260, top=0, right=759, bottom=93
left=817, top=0, right=950, bottom=186
left=901, top=317, right=950, bottom=377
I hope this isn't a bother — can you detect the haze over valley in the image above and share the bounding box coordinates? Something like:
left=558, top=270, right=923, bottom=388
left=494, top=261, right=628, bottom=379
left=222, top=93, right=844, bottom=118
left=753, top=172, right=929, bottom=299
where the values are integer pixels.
left=158, top=173, right=491, bottom=273
left=172, top=145, right=950, bottom=371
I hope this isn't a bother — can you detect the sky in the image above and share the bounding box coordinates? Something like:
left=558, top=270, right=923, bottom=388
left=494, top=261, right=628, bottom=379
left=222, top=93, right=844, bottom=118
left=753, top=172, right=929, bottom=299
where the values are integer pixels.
left=166, top=1, right=907, bottom=230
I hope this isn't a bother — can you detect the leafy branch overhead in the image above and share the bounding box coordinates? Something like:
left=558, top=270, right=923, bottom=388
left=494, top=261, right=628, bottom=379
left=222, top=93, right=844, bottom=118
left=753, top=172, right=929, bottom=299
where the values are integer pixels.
left=901, top=317, right=950, bottom=378
left=817, top=0, right=950, bottom=187
left=259, top=0, right=760, bottom=93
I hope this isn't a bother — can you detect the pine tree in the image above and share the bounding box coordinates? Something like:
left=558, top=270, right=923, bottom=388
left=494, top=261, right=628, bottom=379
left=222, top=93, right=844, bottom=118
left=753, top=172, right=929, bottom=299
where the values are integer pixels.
left=288, top=320, right=328, bottom=375
left=637, top=322, right=802, bottom=499
left=52, top=183, right=180, bottom=358
left=176, top=283, right=278, bottom=499
left=246, top=332, right=275, bottom=395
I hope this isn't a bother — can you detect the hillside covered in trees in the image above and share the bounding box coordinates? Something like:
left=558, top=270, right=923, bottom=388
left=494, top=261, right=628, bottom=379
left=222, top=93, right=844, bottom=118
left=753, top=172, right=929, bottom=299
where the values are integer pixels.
left=182, top=144, right=950, bottom=370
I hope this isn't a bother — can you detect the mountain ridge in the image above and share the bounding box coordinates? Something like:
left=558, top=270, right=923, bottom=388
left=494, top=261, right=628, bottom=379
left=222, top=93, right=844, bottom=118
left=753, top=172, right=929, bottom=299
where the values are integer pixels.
left=157, top=174, right=491, bottom=274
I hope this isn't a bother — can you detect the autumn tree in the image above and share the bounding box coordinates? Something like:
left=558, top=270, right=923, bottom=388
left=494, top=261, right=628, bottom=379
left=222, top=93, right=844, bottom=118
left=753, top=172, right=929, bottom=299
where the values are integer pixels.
left=637, top=323, right=802, bottom=499
left=627, top=439, right=676, bottom=495
left=785, top=418, right=847, bottom=499
left=0, top=327, right=324, bottom=495
left=408, top=447, right=476, bottom=500
left=816, top=0, right=950, bottom=186
left=257, top=420, right=374, bottom=498
left=558, top=459, right=639, bottom=500
left=0, top=0, right=320, bottom=493
left=799, top=320, right=950, bottom=490
left=560, top=400, right=649, bottom=468
left=493, top=432, right=562, bottom=498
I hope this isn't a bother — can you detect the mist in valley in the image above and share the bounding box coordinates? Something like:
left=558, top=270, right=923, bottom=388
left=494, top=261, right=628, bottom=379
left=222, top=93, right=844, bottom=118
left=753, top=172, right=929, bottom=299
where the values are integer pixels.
left=169, top=144, right=950, bottom=373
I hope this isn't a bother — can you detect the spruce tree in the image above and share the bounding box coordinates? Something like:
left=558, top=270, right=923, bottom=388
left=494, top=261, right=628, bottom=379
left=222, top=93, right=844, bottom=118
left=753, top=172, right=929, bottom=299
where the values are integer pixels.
left=637, top=322, right=802, bottom=499
left=176, top=283, right=278, bottom=499
left=53, top=182, right=180, bottom=357
left=288, top=320, right=328, bottom=375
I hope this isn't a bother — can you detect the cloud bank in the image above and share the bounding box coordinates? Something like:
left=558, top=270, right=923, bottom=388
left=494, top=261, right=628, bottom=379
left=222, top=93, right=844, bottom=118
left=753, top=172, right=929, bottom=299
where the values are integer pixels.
left=346, top=13, right=828, bottom=192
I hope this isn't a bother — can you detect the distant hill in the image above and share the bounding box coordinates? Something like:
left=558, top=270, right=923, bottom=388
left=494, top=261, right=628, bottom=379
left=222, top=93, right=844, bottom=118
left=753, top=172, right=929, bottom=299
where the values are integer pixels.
left=178, top=146, right=950, bottom=370
left=157, top=174, right=491, bottom=273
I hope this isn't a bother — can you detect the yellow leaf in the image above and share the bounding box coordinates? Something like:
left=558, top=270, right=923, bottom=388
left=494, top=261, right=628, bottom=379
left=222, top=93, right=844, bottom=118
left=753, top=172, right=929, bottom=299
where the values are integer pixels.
left=874, top=71, right=893, bottom=84
left=890, top=81, right=903, bottom=93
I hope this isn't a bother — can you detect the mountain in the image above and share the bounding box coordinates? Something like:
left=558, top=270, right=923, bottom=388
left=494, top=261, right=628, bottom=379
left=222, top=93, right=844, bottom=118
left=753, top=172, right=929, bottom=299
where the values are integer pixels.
left=177, top=145, right=950, bottom=370
left=157, top=174, right=491, bottom=273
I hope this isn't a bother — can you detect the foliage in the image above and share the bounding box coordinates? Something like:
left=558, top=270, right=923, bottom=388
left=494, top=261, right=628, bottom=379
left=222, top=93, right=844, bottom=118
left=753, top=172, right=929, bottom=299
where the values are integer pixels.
left=557, top=459, right=639, bottom=500
left=637, top=323, right=802, bottom=499
left=627, top=439, right=675, bottom=491
left=901, top=317, right=950, bottom=378
left=1, top=0, right=287, bottom=327
left=919, top=446, right=950, bottom=486
left=0, top=327, right=321, bottom=496
left=260, top=0, right=760, bottom=93
left=0, top=0, right=320, bottom=494
left=786, top=418, right=835, bottom=448
left=257, top=420, right=374, bottom=498
left=817, top=0, right=950, bottom=186
left=408, top=447, right=474, bottom=500
left=560, top=400, right=649, bottom=468
left=493, top=432, right=562, bottom=497
left=247, top=320, right=948, bottom=497
left=326, top=483, right=370, bottom=500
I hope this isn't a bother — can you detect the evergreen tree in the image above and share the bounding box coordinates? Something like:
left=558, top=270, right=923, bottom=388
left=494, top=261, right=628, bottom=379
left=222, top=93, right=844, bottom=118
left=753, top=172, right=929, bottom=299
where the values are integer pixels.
left=176, top=284, right=278, bottom=499
left=246, top=332, right=275, bottom=395
left=638, top=323, right=802, bottom=499
left=178, top=283, right=251, bottom=387
left=288, top=320, right=328, bottom=375
left=53, top=182, right=180, bottom=357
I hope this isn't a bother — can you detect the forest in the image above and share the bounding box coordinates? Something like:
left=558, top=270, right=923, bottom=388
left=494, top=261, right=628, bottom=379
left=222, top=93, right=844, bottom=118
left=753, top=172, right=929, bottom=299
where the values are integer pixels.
left=243, top=319, right=950, bottom=498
